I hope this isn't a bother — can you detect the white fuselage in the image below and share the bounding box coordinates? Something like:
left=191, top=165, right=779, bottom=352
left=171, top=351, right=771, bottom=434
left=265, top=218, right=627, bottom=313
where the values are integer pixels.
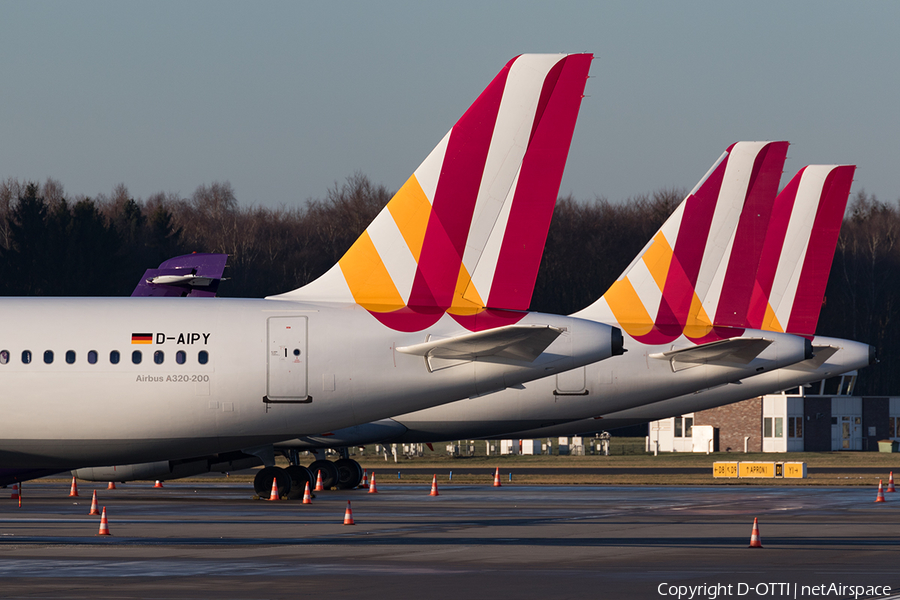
left=503, top=336, right=873, bottom=437
left=280, top=328, right=813, bottom=446
left=0, top=297, right=616, bottom=468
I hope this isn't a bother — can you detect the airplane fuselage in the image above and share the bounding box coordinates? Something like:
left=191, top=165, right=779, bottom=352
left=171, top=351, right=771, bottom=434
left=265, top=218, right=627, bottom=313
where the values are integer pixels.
left=279, top=328, right=813, bottom=446
left=0, top=297, right=615, bottom=468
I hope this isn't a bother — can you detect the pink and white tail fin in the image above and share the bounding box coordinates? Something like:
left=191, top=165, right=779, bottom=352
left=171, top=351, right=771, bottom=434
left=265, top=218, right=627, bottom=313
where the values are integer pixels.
left=577, top=141, right=788, bottom=344
left=749, top=165, right=855, bottom=336
left=274, top=54, right=593, bottom=332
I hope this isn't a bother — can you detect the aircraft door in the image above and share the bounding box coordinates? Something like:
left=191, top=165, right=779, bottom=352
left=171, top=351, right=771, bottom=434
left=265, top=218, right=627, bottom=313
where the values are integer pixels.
left=266, top=316, right=309, bottom=402
left=554, top=367, right=587, bottom=396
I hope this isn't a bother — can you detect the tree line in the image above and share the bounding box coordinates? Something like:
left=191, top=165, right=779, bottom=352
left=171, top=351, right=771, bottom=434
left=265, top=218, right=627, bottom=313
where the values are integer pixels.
left=0, top=175, right=896, bottom=395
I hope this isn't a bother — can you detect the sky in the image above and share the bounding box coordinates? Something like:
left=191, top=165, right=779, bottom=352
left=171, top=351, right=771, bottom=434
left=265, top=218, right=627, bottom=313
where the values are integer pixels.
left=1, top=1, right=898, bottom=209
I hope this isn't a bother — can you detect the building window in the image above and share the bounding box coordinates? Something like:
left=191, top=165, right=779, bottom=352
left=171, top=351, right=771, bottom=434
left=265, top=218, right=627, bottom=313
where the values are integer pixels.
left=890, top=417, right=899, bottom=438
left=110, top=350, right=120, bottom=364
left=788, top=417, right=803, bottom=438
left=66, top=350, right=76, bottom=364
left=674, top=418, right=683, bottom=438
left=684, top=417, right=693, bottom=438
left=840, top=376, right=855, bottom=396
left=763, top=417, right=785, bottom=438
left=823, top=377, right=841, bottom=395
left=88, top=350, right=98, bottom=364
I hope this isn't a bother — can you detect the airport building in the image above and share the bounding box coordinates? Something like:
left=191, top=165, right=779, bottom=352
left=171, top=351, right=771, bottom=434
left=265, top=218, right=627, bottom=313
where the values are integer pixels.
left=648, top=371, right=900, bottom=453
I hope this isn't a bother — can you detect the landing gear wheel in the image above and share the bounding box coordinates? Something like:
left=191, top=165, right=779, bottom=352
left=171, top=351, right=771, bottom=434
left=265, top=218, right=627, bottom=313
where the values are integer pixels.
left=284, top=465, right=314, bottom=499
left=308, top=460, right=339, bottom=489
left=253, top=466, right=291, bottom=498
left=334, top=458, right=363, bottom=489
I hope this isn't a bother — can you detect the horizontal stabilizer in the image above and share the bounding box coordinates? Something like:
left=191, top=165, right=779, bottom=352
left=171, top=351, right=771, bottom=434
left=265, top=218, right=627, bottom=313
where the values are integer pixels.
left=396, top=324, right=564, bottom=362
left=786, top=345, right=839, bottom=371
left=650, top=337, right=773, bottom=369
left=148, top=274, right=214, bottom=287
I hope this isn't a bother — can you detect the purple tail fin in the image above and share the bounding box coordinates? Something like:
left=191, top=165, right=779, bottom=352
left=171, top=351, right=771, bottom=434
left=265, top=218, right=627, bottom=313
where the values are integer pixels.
left=132, top=253, right=228, bottom=297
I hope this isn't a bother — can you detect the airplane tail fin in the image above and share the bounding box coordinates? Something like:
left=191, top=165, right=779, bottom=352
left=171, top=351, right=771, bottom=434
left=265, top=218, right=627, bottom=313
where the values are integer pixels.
left=132, top=253, right=229, bottom=297
left=274, top=54, right=593, bottom=332
left=748, top=165, right=855, bottom=337
left=578, top=141, right=789, bottom=344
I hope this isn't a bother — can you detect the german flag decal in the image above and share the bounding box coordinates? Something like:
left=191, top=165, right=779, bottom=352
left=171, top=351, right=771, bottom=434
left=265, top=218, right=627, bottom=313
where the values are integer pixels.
left=131, top=333, right=153, bottom=344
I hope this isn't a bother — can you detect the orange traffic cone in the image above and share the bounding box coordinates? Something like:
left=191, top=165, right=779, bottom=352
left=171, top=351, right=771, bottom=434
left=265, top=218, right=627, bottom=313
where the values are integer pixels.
left=360, top=469, right=368, bottom=489
left=429, top=474, right=439, bottom=496
left=887, top=471, right=896, bottom=493
left=69, top=477, right=79, bottom=497
left=154, top=480, right=164, bottom=488
left=493, top=467, right=501, bottom=487
left=343, top=501, right=355, bottom=525
left=748, top=517, right=762, bottom=548
left=268, top=477, right=280, bottom=501
left=876, top=480, right=886, bottom=503
left=314, top=470, right=324, bottom=492
left=10, top=483, right=18, bottom=500
left=107, top=481, right=116, bottom=490
left=302, top=481, right=312, bottom=504
left=368, top=472, right=378, bottom=494
left=89, top=490, right=100, bottom=515
left=97, top=506, right=112, bottom=536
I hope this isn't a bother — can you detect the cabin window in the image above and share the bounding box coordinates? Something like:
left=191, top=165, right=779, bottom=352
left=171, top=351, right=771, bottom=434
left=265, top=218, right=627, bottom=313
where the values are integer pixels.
left=44, top=350, right=54, bottom=364
left=21, top=350, right=31, bottom=364
left=66, top=350, right=76, bottom=364
left=132, top=350, right=142, bottom=364
left=88, top=350, right=98, bottom=364
left=0, top=350, right=8, bottom=365
left=154, top=350, right=164, bottom=365
left=198, top=350, right=209, bottom=365
left=110, top=350, right=120, bottom=364
left=176, top=351, right=186, bottom=365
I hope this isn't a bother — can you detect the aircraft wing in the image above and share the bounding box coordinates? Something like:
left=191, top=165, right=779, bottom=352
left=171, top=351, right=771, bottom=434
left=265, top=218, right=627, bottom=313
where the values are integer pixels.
left=396, top=324, right=564, bottom=362
left=650, top=337, right=773, bottom=369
